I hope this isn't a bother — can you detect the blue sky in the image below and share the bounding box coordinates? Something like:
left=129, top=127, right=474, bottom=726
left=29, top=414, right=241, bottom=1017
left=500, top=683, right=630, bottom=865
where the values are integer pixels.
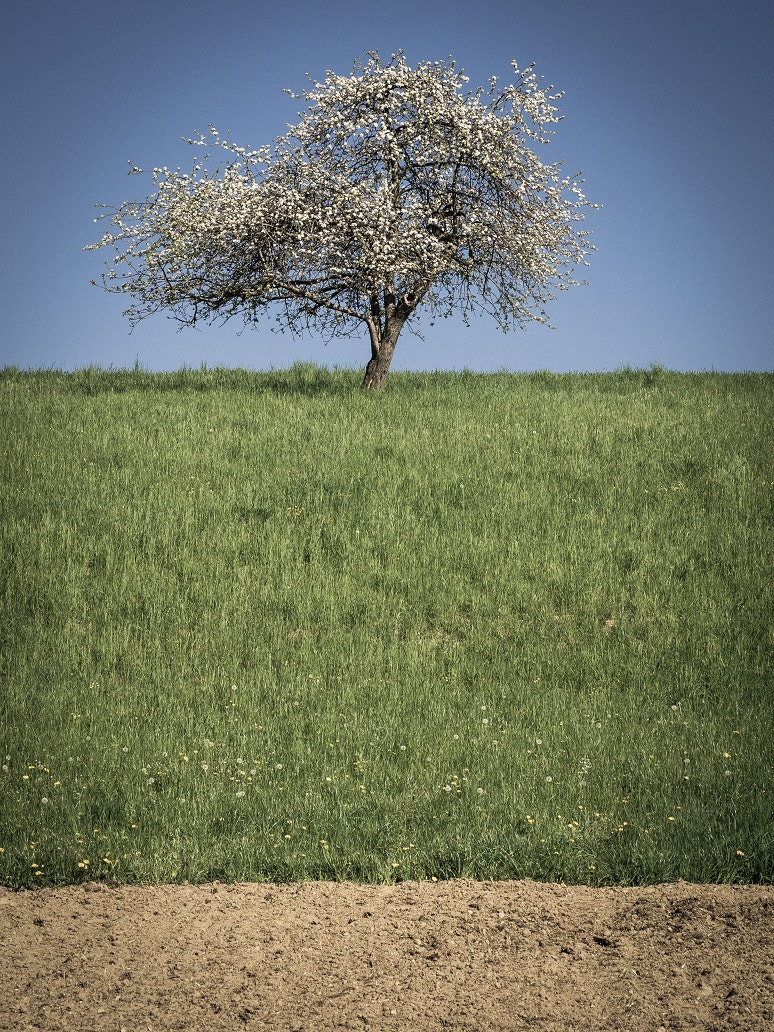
left=2, top=0, right=772, bottom=374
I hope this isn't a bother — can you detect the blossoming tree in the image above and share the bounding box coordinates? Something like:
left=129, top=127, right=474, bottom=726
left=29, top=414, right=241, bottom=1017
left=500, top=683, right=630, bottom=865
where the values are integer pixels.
left=89, top=52, right=596, bottom=389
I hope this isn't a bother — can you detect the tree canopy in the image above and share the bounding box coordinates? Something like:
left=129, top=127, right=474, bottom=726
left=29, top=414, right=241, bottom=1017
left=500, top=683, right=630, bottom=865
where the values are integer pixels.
left=88, top=52, right=597, bottom=388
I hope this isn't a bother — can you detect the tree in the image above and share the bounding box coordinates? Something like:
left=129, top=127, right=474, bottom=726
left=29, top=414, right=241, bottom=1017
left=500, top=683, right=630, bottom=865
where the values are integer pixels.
left=88, top=52, right=596, bottom=389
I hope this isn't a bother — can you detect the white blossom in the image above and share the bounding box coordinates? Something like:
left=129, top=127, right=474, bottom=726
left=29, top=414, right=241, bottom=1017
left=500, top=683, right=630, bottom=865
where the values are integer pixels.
left=87, top=52, right=596, bottom=387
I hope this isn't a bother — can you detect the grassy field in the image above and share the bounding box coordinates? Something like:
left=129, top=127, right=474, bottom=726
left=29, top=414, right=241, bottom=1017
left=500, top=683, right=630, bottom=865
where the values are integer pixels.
left=1, top=364, right=771, bottom=888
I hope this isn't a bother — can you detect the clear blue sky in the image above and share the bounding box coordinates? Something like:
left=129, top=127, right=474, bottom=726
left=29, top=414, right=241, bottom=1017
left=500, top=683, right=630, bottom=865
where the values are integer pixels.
left=2, top=0, right=772, bottom=373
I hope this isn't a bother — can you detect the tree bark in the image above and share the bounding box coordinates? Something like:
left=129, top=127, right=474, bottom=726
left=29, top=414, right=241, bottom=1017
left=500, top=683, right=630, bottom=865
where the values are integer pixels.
left=361, top=342, right=395, bottom=390
left=361, top=317, right=403, bottom=390
left=363, top=305, right=412, bottom=390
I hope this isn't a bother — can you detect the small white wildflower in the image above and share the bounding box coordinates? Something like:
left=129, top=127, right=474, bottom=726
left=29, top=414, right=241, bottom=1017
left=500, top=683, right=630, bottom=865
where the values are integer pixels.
left=724, top=770, right=732, bottom=777
left=235, top=790, right=246, bottom=798
left=275, top=763, right=283, bottom=770
left=545, top=776, right=553, bottom=783
left=41, top=797, right=49, bottom=804
left=477, top=787, right=484, bottom=795
left=535, top=738, right=543, bottom=746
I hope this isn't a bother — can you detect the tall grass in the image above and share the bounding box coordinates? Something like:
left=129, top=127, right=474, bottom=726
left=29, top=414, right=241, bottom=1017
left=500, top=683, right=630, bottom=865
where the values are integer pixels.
left=1, top=365, right=771, bottom=887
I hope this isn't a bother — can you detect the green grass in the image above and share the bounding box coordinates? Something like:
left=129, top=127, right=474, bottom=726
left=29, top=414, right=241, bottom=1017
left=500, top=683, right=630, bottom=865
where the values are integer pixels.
left=1, top=364, right=772, bottom=888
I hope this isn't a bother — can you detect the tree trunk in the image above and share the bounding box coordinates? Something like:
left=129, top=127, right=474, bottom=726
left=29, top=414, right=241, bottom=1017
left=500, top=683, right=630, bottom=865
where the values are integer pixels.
left=361, top=321, right=401, bottom=391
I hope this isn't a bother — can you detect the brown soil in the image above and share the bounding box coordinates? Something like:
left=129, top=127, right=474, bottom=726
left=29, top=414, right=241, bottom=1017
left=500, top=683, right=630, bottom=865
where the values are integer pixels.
left=1, top=879, right=772, bottom=1031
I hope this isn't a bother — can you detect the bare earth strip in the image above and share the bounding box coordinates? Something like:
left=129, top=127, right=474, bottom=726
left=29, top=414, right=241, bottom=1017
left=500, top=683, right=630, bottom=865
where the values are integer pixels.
left=1, top=880, right=772, bottom=1031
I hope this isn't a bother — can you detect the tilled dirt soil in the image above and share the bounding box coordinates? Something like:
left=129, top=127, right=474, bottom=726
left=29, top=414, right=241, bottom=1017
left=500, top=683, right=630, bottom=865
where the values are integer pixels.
left=1, top=879, right=772, bottom=1031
